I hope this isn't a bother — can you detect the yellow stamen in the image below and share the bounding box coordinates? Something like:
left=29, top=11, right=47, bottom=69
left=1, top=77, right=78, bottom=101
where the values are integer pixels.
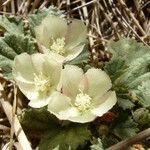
left=34, top=72, right=51, bottom=96
left=74, top=91, right=92, bottom=113
left=50, top=37, right=66, bottom=55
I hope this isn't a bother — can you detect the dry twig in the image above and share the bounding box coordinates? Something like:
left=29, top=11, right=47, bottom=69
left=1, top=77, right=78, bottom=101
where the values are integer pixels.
left=106, top=128, right=150, bottom=150
left=0, top=85, right=32, bottom=150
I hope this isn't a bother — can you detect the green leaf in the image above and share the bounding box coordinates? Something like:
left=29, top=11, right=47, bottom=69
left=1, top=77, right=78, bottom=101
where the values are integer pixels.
left=114, top=57, right=150, bottom=88
left=105, top=58, right=127, bottom=82
left=90, top=138, right=104, bottom=150
left=20, top=107, right=59, bottom=131
left=108, top=38, right=150, bottom=65
left=0, top=34, right=37, bottom=78
left=102, top=136, right=119, bottom=148
left=113, top=117, right=139, bottom=139
left=131, top=80, right=150, bottom=107
left=38, top=124, right=91, bottom=150
left=117, top=98, right=135, bottom=110
left=28, top=6, right=65, bottom=36
left=0, top=15, right=24, bottom=34
left=105, top=38, right=150, bottom=107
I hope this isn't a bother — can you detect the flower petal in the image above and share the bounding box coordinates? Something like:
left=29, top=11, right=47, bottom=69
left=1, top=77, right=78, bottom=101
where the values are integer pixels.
left=35, top=16, right=67, bottom=48
left=60, top=65, right=83, bottom=97
left=43, top=54, right=62, bottom=87
left=86, top=68, right=112, bottom=98
left=48, top=92, right=71, bottom=112
left=15, top=79, right=39, bottom=100
left=91, top=91, right=117, bottom=117
left=54, top=107, right=79, bottom=120
left=13, top=59, right=38, bottom=100
left=13, top=53, right=35, bottom=81
left=43, top=48, right=65, bottom=63
left=48, top=92, right=79, bottom=119
left=13, top=53, right=46, bottom=101
left=64, top=44, right=85, bottom=62
left=31, top=53, right=46, bottom=73
left=29, top=96, right=52, bottom=108
left=13, top=53, right=63, bottom=107
left=65, top=19, right=87, bottom=49
left=34, top=24, right=48, bottom=47
left=68, top=112, right=96, bottom=123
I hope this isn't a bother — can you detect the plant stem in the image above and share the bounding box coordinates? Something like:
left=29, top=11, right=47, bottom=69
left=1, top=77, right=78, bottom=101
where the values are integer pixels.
left=106, top=128, right=150, bottom=150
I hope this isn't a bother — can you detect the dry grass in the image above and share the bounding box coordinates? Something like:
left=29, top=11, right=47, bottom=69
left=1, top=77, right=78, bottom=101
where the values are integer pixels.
left=0, top=0, right=150, bottom=149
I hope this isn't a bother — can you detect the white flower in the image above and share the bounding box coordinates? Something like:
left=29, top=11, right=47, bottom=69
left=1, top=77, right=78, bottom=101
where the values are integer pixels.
left=48, top=65, right=117, bottom=123
left=13, top=53, right=62, bottom=108
left=35, top=16, right=87, bottom=61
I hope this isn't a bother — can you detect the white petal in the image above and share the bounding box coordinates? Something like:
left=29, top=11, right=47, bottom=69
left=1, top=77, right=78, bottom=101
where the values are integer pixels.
left=48, top=92, right=94, bottom=121
left=13, top=53, right=62, bottom=107
left=64, top=44, right=85, bottom=62
left=15, top=79, right=39, bottom=100
left=13, top=53, right=50, bottom=99
left=60, top=65, right=83, bottom=97
left=34, top=24, right=49, bottom=47
left=29, top=96, right=52, bottom=108
left=43, top=49, right=65, bottom=63
left=54, top=107, right=79, bottom=120
left=13, top=53, right=48, bottom=81
left=65, top=19, right=87, bottom=49
left=13, top=53, right=40, bottom=100
left=31, top=53, right=46, bottom=73
left=43, top=16, right=67, bottom=39
left=47, top=92, right=78, bottom=119
left=48, top=92, right=71, bottom=112
left=78, top=73, right=89, bottom=93
left=47, top=92, right=98, bottom=123
left=13, top=53, right=35, bottom=81
left=68, top=112, right=96, bottom=123
left=35, top=16, right=67, bottom=48
left=91, top=91, right=117, bottom=117
left=42, top=54, right=62, bottom=86
left=86, top=68, right=112, bottom=98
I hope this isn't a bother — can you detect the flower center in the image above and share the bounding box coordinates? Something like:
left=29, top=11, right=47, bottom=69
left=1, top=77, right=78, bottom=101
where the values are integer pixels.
left=74, top=91, right=92, bottom=113
left=50, top=37, right=66, bottom=55
left=34, top=72, right=51, bottom=96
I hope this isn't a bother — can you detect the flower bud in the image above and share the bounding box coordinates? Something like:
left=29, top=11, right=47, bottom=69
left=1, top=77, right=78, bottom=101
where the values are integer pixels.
left=133, top=108, right=150, bottom=125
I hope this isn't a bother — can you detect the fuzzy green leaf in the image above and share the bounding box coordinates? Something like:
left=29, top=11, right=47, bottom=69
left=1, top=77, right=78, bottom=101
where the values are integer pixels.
left=20, top=108, right=59, bottom=131
left=38, top=125, right=91, bottom=150
left=0, top=15, right=24, bottom=34
left=105, top=58, right=127, bottom=82
left=105, top=38, right=150, bottom=107
left=114, top=57, right=150, bottom=88
left=117, top=98, right=135, bottom=110
left=0, top=34, right=37, bottom=78
left=102, top=136, right=119, bottom=148
left=108, top=38, right=150, bottom=65
left=113, top=117, right=139, bottom=139
left=131, top=80, right=150, bottom=107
